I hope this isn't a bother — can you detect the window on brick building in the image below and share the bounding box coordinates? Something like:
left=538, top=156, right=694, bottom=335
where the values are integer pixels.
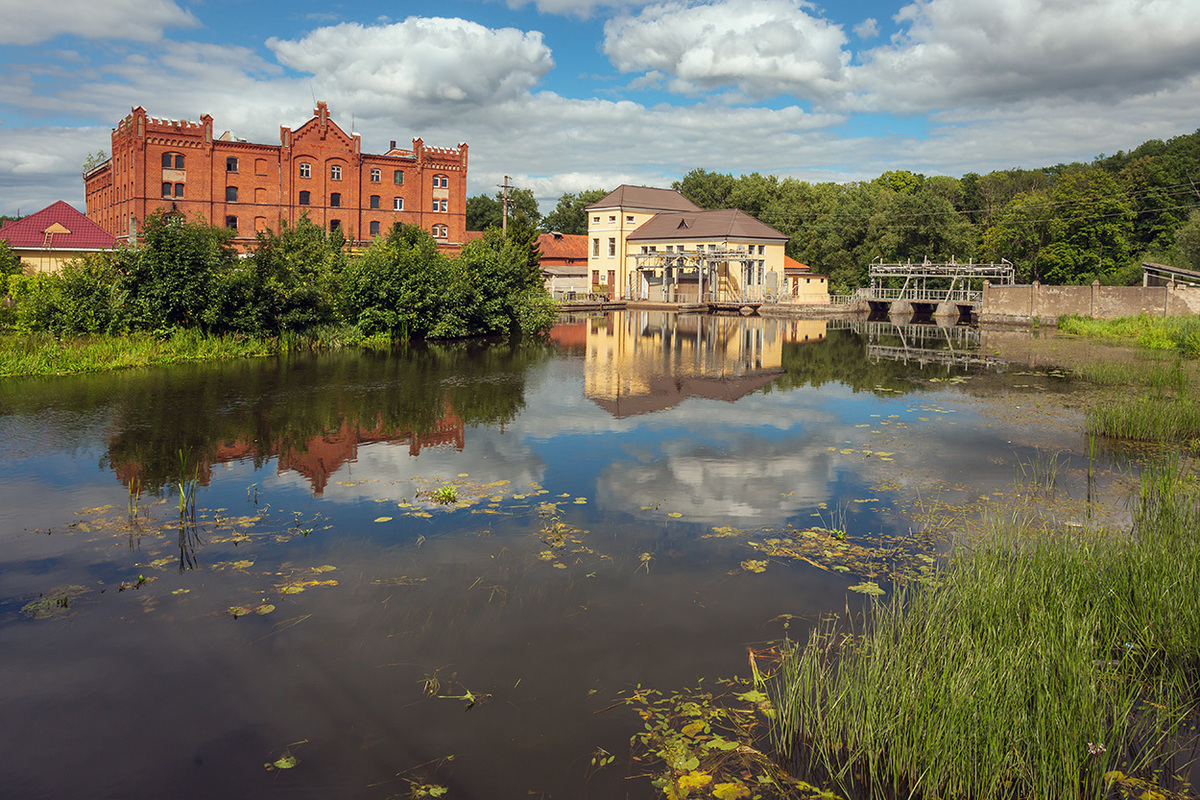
left=330, top=219, right=341, bottom=232
left=369, top=220, right=380, bottom=236
left=299, top=190, right=310, bottom=206
left=393, top=170, right=403, bottom=185
left=225, top=216, right=237, bottom=230
left=174, top=154, right=184, bottom=169
left=330, top=192, right=341, bottom=208
left=162, top=152, right=185, bottom=169
left=174, top=183, right=184, bottom=198
left=393, top=197, right=403, bottom=211
left=370, top=195, right=380, bottom=210
left=330, top=164, right=342, bottom=181
left=226, top=186, right=238, bottom=203
left=299, top=162, right=311, bottom=179
left=370, top=168, right=381, bottom=182
left=162, top=182, right=172, bottom=198
left=433, top=174, right=449, bottom=188
left=226, top=157, right=238, bottom=173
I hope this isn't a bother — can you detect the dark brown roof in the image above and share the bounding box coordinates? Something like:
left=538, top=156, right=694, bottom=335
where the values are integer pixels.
left=627, top=208, right=787, bottom=243
left=1, top=201, right=117, bottom=251
left=586, top=185, right=701, bottom=213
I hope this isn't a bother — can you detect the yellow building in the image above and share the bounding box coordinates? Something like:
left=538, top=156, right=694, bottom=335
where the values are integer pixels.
left=1, top=201, right=118, bottom=274
left=585, top=185, right=701, bottom=298
left=585, top=184, right=828, bottom=304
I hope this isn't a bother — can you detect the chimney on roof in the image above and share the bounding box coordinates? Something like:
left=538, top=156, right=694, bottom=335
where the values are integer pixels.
left=390, top=140, right=396, bottom=150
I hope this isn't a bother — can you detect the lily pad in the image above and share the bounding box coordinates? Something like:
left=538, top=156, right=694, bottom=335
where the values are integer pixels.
left=848, top=581, right=886, bottom=596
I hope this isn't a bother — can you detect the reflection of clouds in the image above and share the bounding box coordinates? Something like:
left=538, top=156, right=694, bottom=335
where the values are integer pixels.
left=265, top=426, right=547, bottom=504
left=598, top=434, right=836, bottom=525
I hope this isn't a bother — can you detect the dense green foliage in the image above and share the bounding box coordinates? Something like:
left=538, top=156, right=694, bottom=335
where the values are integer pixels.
left=466, top=187, right=541, bottom=231
left=539, top=189, right=608, bottom=235
left=4, top=211, right=554, bottom=345
left=665, top=130, right=1200, bottom=292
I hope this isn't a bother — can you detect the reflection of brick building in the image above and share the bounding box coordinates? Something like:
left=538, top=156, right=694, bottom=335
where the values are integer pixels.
left=84, top=103, right=467, bottom=249
left=111, top=412, right=465, bottom=497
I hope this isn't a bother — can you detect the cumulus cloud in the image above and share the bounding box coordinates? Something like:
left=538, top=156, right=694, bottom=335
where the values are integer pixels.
left=603, top=0, right=851, bottom=100
left=853, top=17, right=880, bottom=39
left=0, top=0, right=197, bottom=45
left=856, top=0, right=1200, bottom=111
left=267, top=18, right=555, bottom=109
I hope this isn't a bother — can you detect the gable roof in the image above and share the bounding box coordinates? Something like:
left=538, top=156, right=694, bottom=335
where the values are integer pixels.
left=627, top=208, right=787, bottom=243
left=586, top=185, right=701, bottom=213
left=0, top=201, right=117, bottom=251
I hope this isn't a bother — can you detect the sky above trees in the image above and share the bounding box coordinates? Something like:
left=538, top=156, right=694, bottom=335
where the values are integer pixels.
left=2, top=0, right=1199, bottom=215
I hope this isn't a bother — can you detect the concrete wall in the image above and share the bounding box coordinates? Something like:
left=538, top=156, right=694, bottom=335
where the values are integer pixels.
left=980, top=281, right=1200, bottom=323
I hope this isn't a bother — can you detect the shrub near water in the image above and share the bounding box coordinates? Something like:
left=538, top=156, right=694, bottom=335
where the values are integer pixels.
left=769, top=463, right=1200, bottom=800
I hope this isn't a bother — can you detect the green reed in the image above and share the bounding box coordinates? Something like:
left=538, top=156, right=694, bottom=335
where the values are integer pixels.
left=1059, top=314, right=1200, bottom=357
left=767, top=461, right=1200, bottom=800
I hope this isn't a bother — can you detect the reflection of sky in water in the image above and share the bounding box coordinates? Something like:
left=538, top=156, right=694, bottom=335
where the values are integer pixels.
left=0, top=324, right=1108, bottom=799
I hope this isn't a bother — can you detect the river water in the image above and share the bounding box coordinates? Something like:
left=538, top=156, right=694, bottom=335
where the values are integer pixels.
left=0, top=312, right=1137, bottom=799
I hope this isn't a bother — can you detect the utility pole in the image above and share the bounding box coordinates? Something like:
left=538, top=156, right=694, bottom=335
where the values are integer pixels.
left=500, top=176, right=512, bottom=236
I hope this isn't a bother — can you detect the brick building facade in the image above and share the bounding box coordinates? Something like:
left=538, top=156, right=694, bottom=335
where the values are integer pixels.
left=84, top=102, right=467, bottom=249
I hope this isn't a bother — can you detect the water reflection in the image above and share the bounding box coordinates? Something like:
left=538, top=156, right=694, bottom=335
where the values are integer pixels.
left=584, top=312, right=823, bottom=416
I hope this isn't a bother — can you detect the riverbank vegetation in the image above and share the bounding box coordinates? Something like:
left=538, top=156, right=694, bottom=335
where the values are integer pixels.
left=765, top=461, right=1200, bottom=800
left=1060, top=314, right=1200, bottom=357
left=0, top=213, right=554, bottom=377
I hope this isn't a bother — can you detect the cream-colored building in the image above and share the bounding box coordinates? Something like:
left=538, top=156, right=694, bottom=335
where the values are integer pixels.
left=585, top=184, right=828, bottom=304
left=585, top=185, right=701, bottom=298
left=1, top=201, right=117, bottom=274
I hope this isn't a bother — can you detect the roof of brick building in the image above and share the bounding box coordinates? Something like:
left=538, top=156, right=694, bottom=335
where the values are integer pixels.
left=1, top=201, right=117, bottom=250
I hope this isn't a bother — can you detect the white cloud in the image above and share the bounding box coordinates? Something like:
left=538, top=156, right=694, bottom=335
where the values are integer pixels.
left=0, top=0, right=197, bottom=45
left=853, top=17, right=880, bottom=39
left=856, top=0, right=1200, bottom=111
left=603, top=0, right=851, bottom=100
left=267, top=18, right=555, bottom=109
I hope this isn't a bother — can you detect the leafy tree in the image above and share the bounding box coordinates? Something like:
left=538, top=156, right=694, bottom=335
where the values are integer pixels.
left=466, top=188, right=541, bottom=231
left=0, top=239, right=20, bottom=295
left=338, top=223, right=449, bottom=338
left=876, top=170, right=925, bottom=195
left=1174, top=210, right=1200, bottom=272
left=239, top=216, right=346, bottom=334
left=540, top=189, right=608, bottom=235
left=674, top=168, right=735, bottom=209
left=10, top=254, right=120, bottom=335
left=113, top=211, right=237, bottom=333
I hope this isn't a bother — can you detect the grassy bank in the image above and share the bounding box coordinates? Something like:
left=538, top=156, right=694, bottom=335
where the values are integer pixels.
left=1069, top=353, right=1200, bottom=446
left=1059, top=314, right=1200, bottom=357
left=0, top=328, right=394, bottom=378
left=767, top=463, right=1200, bottom=800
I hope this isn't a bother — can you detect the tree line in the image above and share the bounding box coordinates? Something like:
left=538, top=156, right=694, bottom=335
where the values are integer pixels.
left=1, top=212, right=555, bottom=339
left=469, top=129, right=1200, bottom=293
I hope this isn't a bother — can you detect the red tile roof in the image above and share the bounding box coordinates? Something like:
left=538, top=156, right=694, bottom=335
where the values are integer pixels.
left=0, top=201, right=117, bottom=251
left=784, top=255, right=810, bottom=272
left=537, top=232, right=587, bottom=264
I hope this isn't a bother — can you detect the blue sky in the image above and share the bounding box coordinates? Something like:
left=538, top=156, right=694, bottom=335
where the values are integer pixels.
left=2, top=0, right=1199, bottom=215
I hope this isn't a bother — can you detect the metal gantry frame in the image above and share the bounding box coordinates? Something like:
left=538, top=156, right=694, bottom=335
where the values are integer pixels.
left=866, top=257, right=1015, bottom=304
left=629, top=246, right=775, bottom=303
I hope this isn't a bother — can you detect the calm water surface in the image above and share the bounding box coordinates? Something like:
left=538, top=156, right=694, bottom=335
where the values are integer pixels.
left=0, top=312, right=1120, bottom=799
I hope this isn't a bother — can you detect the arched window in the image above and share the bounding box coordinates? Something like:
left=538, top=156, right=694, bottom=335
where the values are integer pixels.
left=393, top=197, right=403, bottom=211
left=433, top=174, right=448, bottom=188
left=369, top=220, right=380, bottom=236
left=330, top=164, right=342, bottom=181
left=298, top=190, right=310, bottom=206
left=225, top=186, right=238, bottom=203
left=225, top=216, right=238, bottom=231
left=299, top=162, right=311, bottom=179
left=162, top=152, right=185, bottom=170
left=330, top=192, right=341, bottom=208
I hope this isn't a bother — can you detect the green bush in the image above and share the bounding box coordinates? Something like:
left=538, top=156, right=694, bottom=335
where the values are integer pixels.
left=10, top=255, right=120, bottom=335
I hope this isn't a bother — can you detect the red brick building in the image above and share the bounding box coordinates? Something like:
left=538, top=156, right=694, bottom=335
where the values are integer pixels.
left=84, top=102, right=468, bottom=249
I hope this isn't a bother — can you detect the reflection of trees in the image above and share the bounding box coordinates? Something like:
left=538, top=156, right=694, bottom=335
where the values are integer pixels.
left=772, top=329, right=966, bottom=395
left=94, top=339, right=551, bottom=494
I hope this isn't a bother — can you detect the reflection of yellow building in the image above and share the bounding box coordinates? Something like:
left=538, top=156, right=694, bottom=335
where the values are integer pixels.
left=779, top=319, right=828, bottom=344
left=584, top=311, right=784, bottom=416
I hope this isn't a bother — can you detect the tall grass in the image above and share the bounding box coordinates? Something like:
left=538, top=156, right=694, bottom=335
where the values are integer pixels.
left=0, top=327, right=400, bottom=378
left=768, top=461, right=1200, bottom=800
left=1059, top=314, right=1200, bottom=357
